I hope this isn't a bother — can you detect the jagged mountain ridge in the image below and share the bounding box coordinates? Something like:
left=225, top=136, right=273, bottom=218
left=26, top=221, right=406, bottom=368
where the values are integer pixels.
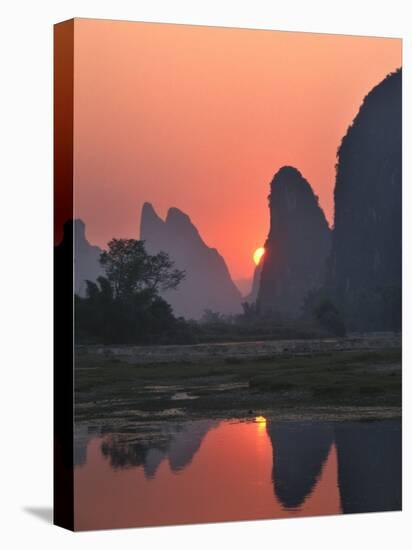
left=140, top=202, right=242, bottom=319
left=257, top=166, right=331, bottom=317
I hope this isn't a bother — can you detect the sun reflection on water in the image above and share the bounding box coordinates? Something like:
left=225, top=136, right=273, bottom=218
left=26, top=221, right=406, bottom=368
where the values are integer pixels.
left=254, top=416, right=267, bottom=432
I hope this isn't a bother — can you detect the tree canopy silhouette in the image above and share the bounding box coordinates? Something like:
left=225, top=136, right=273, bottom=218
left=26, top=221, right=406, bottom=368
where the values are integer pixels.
left=75, top=239, right=186, bottom=344
left=100, top=239, right=185, bottom=298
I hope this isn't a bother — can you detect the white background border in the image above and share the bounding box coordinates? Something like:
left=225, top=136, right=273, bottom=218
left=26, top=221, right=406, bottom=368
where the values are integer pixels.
left=0, top=1, right=410, bottom=548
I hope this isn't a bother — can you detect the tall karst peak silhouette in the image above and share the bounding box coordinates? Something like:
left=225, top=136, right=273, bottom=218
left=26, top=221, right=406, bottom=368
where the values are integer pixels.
left=165, top=207, right=205, bottom=244
left=166, top=206, right=191, bottom=224
left=269, top=166, right=320, bottom=201
left=140, top=202, right=165, bottom=236
left=142, top=201, right=162, bottom=221
left=140, top=203, right=242, bottom=319
left=330, top=68, right=401, bottom=330
left=257, top=166, right=331, bottom=317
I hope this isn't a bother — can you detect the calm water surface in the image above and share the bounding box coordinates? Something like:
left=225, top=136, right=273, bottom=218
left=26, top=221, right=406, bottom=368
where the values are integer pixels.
left=74, top=418, right=401, bottom=530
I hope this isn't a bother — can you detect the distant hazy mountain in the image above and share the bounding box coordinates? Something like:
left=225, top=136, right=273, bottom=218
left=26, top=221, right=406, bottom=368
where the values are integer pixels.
left=330, top=69, right=402, bottom=331
left=100, top=420, right=219, bottom=478
left=140, top=203, right=242, bottom=319
left=257, top=166, right=331, bottom=317
left=73, top=219, right=103, bottom=296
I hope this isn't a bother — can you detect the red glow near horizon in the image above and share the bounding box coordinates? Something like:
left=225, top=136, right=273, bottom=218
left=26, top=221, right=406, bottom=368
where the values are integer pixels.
left=73, top=19, right=401, bottom=280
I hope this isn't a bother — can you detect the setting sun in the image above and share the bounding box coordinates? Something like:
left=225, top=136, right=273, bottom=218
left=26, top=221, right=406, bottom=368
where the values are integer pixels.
left=253, top=247, right=265, bottom=266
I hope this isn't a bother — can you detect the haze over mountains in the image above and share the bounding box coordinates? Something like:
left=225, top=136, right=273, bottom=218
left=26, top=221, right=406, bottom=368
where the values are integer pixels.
left=140, top=203, right=242, bottom=319
left=71, top=68, right=401, bottom=332
left=71, top=208, right=243, bottom=321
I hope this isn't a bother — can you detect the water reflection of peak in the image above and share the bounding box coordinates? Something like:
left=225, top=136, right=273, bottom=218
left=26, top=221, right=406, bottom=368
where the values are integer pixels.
left=335, top=420, right=401, bottom=514
left=266, top=421, right=334, bottom=509
left=101, top=420, right=219, bottom=478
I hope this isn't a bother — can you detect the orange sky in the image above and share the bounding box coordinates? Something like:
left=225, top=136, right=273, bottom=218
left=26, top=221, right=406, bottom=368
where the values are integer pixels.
left=73, top=18, right=401, bottom=280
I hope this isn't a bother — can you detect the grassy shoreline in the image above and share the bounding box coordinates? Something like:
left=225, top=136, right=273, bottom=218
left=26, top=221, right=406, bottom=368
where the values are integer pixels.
left=75, top=339, right=401, bottom=427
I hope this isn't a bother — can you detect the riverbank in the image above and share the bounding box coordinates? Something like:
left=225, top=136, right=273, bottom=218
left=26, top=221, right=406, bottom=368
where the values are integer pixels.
left=77, top=332, right=401, bottom=365
left=75, top=335, right=401, bottom=427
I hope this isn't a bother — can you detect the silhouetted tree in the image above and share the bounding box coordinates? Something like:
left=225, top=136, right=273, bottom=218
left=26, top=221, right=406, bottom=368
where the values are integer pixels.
left=201, top=309, right=225, bottom=324
left=75, top=239, right=185, bottom=344
left=302, top=289, right=346, bottom=337
left=241, top=301, right=259, bottom=322
left=314, top=299, right=346, bottom=337
left=100, top=239, right=184, bottom=298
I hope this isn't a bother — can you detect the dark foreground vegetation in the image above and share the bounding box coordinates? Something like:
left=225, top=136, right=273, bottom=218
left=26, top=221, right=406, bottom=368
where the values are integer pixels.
left=75, top=345, right=401, bottom=426
left=75, top=238, right=185, bottom=344
left=75, top=237, right=346, bottom=345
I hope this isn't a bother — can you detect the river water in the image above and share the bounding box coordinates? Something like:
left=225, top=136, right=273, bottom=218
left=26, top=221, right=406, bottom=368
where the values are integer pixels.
left=74, top=418, right=401, bottom=530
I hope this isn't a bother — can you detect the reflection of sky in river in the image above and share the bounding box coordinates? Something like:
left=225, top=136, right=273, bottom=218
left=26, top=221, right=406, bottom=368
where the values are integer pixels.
left=74, top=418, right=401, bottom=530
